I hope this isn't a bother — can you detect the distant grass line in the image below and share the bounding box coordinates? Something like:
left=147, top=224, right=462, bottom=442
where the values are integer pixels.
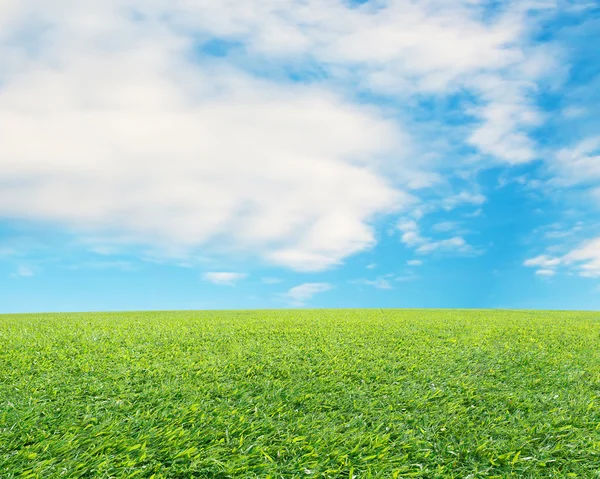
left=1, top=309, right=599, bottom=478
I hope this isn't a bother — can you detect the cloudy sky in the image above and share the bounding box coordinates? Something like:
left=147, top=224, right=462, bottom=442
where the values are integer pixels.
left=1, top=0, right=599, bottom=312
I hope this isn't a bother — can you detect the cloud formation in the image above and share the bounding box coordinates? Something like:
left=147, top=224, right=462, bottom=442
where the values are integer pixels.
left=563, top=238, right=600, bottom=278
left=525, top=238, right=600, bottom=278
left=202, top=272, right=247, bottom=286
left=353, top=276, right=394, bottom=290
left=0, top=1, right=427, bottom=272
left=535, top=269, right=556, bottom=276
left=285, top=282, right=332, bottom=305
left=441, top=192, right=486, bottom=211
left=0, top=0, right=564, bottom=272
left=398, top=219, right=477, bottom=256
left=550, top=137, right=600, bottom=187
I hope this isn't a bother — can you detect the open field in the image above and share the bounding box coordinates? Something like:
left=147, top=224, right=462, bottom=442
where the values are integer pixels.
left=1, top=309, right=599, bottom=478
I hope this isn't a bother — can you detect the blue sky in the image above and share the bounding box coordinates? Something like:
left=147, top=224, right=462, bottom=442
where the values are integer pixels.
left=1, top=0, right=600, bottom=312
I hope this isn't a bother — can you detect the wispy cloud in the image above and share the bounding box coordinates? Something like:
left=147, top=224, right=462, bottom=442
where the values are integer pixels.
left=285, top=283, right=332, bottom=305
left=464, top=208, right=483, bottom=218
left=543, top=222, right=584, bottom=239
left=563, top=238, right=600, bottom=278
left=352, top=276, right=394, bottom=290
left=398, top=218, right=479, bottom=256
left=68, top=261, right=136, bottom=271
left=395, top=274, right=419, bottom=282
left=10, top=265, right=34, bottom=278
left=202, top=272, right=247, bottom=286
left=407, top=259, right=422, bottom=266
left=550, top=137, right=600, bottom=187
left=535, top=269, right=556, bottom=276
left=525, top=237, right=600, bottom=278
left=441, top=192, right=486, bottom=211
left=524, top=255, right=561, bottom=268
left=431, top=221, right=460, bottom=233
left=366, top=278, right=393, bottom=289
left=415, top=236, right=474, bottom=255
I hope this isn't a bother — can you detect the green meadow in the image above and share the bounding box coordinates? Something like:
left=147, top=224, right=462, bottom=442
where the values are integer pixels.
left=1, top=309, right=599, bottom=478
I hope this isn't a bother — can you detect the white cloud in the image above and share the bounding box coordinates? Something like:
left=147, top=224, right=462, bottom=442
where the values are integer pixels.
left=397, top=219, right=427, bottom=246
left=441, top=192, right=486, bottom=211
left=356, top=276, right=393, bottom=290
left=261, top=277, right=282, bottom=284
left=0, top=2, right=428, bottom=273
left=10, top=265, right=34, bottom=277
left=550, top=137, right=600, bottom=186
left=535, top=269, right=556, bottom=276
left=467, top=78, right=542, bottom=164
left=431, top=221, right=460, bottom=232
left=563, top=237, right=600, bottom=278
left=407, top=259, right=422, bottom=266
left=202, top=272, right=247, bottom=286
left=366, top=263, right=377, bottom=270
left=525, top=237, right=600, bottom=278
left=523, top=254, right=560, bottom=277
left=368, top=278, right=393, bottom=289
left=285, top=282, right=331, bottom=305
left=395, top=274, right=418, bottom=282
left=401, top=231, right=424, bottom=247
left=540, top=222, right=583, bottom=240
left=415, top=236, right=474, bottom=255
left=0, top=60, right=407, bottom=271
left=134, top=0, right=543, bottom=102
left=523, top=255, right=561, bottom=268
left=397, top=220, right=419, bottom=232
left=398, top=218, right=477, bottom=255
left=545, top=230, right=575, bottom=239
left=0, top=0, right=558, bottom=270
left=464, top=208, right=483, bottom=218
left=562, top=106, right=586, bottom=118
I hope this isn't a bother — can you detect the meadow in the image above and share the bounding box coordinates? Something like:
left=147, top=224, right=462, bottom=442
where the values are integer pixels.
left=1, top=309, right=599, bottom=478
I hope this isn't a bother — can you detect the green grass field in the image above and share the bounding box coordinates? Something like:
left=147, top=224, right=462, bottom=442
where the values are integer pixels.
left=1, top=309, right=599, bottom=478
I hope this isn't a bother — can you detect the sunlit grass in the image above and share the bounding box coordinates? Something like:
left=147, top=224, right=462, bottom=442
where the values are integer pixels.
left=1, top=309, right=599, bottom=478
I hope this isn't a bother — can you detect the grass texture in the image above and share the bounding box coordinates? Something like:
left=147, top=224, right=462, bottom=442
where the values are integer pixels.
left=1, top=309, right=600, bottom=478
